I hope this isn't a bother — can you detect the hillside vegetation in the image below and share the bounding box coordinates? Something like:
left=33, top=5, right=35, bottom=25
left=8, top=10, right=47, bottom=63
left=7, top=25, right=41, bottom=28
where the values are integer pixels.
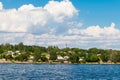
left=0, top=43, right=120, bottom=64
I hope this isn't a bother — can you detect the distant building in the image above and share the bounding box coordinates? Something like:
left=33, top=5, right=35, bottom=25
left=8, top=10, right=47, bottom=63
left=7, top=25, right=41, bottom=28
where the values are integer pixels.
left=57, top=55, right=69, bottom=61
left=57, top=55, right=64, bottom=60
left=7, top=51, right=14, bottom=57
left=15, top=50, right=21, bottom=55
left=79, top=57, right=84, bottom=61
left=29, top=55, right=34, bottom=60
left=79, top=58, right=83, bottom=61
left=64, top=56, right=69, bottom=60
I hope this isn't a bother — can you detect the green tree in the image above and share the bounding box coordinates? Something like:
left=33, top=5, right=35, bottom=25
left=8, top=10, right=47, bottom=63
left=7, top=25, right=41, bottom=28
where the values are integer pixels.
left=49, top=50, right=57, bottom=60
left=86, top=54, right=99, bottom=62
left=14, top=53, right=28, bottom=61
left=69, top=53, right=79, bottom=63
left=88, top=48, right=98, bottom=54
left=41, top=55, right=48, bottom=62
left=110, top=50, right=120, bottom=63
left=33, top=50, right=41, bottom=62
left=5, top=54, right=13, bottom=61
left=48, top=46, right=58, bottom=60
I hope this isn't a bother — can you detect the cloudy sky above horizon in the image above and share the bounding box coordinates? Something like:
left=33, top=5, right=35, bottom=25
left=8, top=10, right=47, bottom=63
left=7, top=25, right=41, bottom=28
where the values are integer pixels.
left=0, top=0, right=120, bottom=49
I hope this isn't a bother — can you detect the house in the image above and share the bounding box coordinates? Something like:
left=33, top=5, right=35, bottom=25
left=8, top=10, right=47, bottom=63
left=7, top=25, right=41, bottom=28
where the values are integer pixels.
left=15, top=50, right=21, bottom=55
left=64, top=56, right=69, bottom=60
left=79, top=57, right=84, bottom=61
left=28, top=55, right=34, bottom=62
left=57, top=55, right=64, bottom=60
left=79, top=58, right=83, bottom=61
left=57, top=55, right=69, bottom=61
left=7, top=51, right=14, bottom=54
left=29, top=55, right=34, bottom=60
left=15, top=50, right=20, bottom=53
left=7, top=51, right=14, bottom=57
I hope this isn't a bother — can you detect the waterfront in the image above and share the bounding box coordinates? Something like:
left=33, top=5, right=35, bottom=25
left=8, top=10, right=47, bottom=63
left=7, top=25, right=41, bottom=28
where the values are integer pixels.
left=0, top=64, right=120, bottom=80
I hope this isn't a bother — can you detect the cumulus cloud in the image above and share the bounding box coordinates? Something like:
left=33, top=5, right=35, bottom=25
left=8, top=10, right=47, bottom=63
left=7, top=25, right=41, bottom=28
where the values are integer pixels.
left=0, top=0, right=78, bottom=33
left=0, top=2, right=3, bottom=10
left=68, top=23, right=120, bottom=37
left=44, top=0, right=78, bottom=22
left=66, top=23, right=120, bottom=49
left=67, top=21, right=83, bottom=28
left=0, top=0, right=120, bottom=49
left=1, top=31, right=120, bottom=49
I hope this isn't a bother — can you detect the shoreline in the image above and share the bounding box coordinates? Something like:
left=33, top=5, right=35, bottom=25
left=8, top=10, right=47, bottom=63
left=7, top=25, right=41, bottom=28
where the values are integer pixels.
left=0, top=60, right=120, bottom=64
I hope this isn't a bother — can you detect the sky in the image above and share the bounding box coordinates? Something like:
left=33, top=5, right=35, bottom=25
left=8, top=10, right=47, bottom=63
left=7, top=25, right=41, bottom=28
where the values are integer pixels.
left=0, top=0, right=120, bottom=49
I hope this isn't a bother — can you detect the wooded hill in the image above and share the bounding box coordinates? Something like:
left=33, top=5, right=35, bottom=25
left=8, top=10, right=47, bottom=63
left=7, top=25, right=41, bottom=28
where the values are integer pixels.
left=0, top=42, right=120, bottom=63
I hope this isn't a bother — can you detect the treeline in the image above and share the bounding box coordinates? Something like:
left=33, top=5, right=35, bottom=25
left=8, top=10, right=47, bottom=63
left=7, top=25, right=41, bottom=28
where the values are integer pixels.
left=0, top=42, right=120, bottom=63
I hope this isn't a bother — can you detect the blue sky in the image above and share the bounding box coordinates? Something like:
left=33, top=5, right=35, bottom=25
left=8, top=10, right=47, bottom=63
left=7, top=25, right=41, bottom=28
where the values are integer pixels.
left=0, top=0, right=47, bottom=8
left=0, top=0, right=120, bottom=49
left=72, top=0, right=120, bottom=28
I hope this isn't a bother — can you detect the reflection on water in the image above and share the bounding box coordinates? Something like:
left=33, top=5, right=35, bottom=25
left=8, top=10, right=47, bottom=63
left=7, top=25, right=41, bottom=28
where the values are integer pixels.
left=0, top=64, right=120, bottom=80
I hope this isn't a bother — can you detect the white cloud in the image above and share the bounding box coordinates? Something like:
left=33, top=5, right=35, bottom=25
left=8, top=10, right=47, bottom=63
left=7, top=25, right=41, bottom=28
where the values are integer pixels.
left=0, top=1, right=120, bottom=49
left=0, top=29, right=120, bottom=49
left=18, top=4, right=36, bottom=11
left=0, top=2, right=3, bottom=10
left=0, top=0, right=78, bottom=33
left=66, top=23, right=120, bottom=49
left=0, top=7, right=49, bottom=33
left=68, top=23, right=120, bottom=37
left=67, top=21, right=83, bottom=28
left=44, top=0, right=78, bottom=22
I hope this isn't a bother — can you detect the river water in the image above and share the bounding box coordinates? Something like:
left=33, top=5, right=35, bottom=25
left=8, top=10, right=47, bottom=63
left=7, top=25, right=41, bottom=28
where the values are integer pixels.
left=0, top=64, right=120, bottom=80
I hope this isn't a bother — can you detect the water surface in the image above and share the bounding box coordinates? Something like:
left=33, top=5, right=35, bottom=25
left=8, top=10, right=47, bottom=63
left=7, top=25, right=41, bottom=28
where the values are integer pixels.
left=0, top=64, right=120, bottom=80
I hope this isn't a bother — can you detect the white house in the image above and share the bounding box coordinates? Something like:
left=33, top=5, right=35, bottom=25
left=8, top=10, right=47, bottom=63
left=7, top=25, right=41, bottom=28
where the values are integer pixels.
left=64, top=56, right=69, bottom=60
left=15, top=50, right=21, bottom=55
left=57, top=55, right=64, bottom=60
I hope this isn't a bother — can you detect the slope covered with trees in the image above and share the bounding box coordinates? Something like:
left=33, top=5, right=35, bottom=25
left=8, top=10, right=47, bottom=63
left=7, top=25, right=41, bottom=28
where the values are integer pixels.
left=0, top=43, right=120, bottom=64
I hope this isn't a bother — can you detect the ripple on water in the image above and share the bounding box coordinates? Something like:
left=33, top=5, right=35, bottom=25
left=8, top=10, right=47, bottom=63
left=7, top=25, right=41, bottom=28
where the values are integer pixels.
left=0, top=64, right=120, bottom=80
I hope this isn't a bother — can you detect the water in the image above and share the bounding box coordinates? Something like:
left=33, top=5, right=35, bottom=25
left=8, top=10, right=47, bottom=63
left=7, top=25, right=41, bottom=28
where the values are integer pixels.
left=0, top=64, right=120, bottom=80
